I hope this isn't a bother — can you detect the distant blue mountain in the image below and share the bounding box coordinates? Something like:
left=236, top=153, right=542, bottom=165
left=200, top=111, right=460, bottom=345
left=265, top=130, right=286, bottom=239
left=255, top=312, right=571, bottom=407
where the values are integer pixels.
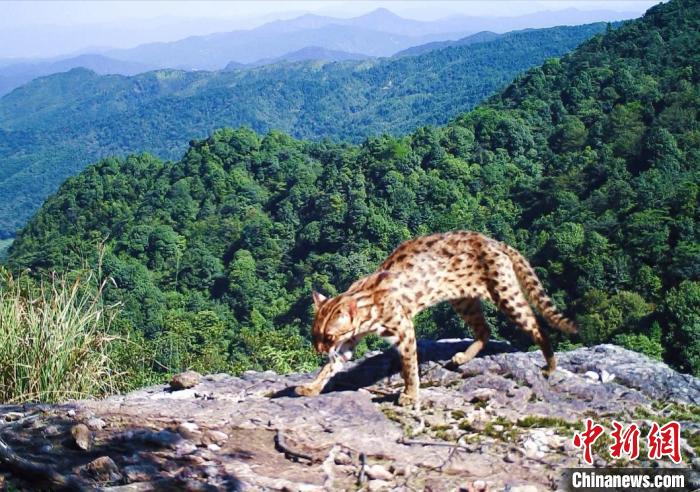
left=0, top=7, right=640, bottom=95
left=102, top=7, right=639, bottom=70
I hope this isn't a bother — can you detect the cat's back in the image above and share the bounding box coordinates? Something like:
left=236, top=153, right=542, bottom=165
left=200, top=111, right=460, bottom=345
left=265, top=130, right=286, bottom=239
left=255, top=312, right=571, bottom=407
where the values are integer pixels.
left=379, top=230, right=495, bottom=272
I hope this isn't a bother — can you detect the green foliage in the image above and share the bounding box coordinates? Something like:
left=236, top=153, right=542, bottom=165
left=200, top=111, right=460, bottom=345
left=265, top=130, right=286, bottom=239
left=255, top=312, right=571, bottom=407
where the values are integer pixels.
left=613, top=333, right=664, bottom=361
left=577, top=290, right=653, bottom=343
left=230, top=325, right=321, bottom=375
left=151, top=310, right=229, bottom=374
left=0, top=23, right=610, bottom=238
left=7, top=0, right=700, bottom=379
left=662, top=281, right=700, bottom=375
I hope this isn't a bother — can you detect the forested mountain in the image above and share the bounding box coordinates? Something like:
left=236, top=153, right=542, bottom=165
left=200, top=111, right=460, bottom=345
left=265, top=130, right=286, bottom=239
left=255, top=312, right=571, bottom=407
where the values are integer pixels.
left=0, top=7, right=640, bottom=96
left=0, top=23, right=608, bottom=238
left=238, top=46, right=373, bottom=68
left=8, top=0, right=699, bottom=379
left=0, top=55, right=156, bottom=97
left=394, top=31, right=501, bottom=58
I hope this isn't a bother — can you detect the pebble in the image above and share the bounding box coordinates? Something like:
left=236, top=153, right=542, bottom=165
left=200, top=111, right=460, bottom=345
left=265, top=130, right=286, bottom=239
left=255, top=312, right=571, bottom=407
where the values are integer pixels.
left=390, top=464, right=412, bottom=476
left=207, top=443, right=221, bottom=452
left=170, top=371, right=202, bottom=390
left=202, top=430, right=228, bottom=446
left=87, top=417, right=106, bottom=431
left=474, top=479, right=487, bottom=490
left=44, top=425, right=61, bottom=437
left=334, top=452, right=353, bottom=466
left=365, top=464, right=393, bottom=481
left=601, top=370, right=616, bottom=383
left=71, top=423, right=91, bottom=451
left=85, top=456, right=120, bottom=481
left=584, top=371, right=600, bottom=382
left=178, top=422, right=201, bottom=439
left=469, top=388, right=496, bottom=402
left=3, top=412, right=23, bottom=422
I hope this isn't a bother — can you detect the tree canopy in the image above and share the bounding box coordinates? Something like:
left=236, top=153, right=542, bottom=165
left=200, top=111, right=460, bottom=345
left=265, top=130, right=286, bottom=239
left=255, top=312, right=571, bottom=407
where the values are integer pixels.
left=0, top=23, right=609, bottom=238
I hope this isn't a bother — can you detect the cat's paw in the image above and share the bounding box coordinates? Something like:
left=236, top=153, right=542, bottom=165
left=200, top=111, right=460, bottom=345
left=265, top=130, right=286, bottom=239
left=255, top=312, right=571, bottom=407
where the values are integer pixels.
left=445, top=355, right=467, bottom=370
left=295, top=383, right=321, bottom=397
left=450, top=354, right=464, bottom=366
left=541, top=357, right=557, bottom=378
left=397, top=391, right=418, bottom=407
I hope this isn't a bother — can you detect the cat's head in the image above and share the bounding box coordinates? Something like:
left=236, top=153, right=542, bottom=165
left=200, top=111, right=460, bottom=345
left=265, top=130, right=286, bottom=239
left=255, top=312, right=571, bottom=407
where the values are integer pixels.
left=310, top=291, right=358, bottom=356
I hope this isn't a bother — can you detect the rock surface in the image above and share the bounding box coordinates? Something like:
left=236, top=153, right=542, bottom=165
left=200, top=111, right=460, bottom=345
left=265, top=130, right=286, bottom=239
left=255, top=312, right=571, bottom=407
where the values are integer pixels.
left=1, top=341, right=699, bottom=491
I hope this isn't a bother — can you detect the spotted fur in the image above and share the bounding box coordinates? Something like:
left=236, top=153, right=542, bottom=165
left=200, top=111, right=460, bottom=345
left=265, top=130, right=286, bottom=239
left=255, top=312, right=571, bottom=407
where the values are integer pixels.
left=296, top=231, right=576, bottom=406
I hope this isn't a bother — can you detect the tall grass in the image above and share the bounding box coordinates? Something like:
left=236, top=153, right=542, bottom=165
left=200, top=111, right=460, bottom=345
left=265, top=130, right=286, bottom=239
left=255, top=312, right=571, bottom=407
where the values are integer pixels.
left=0, top=268, right=118, bottom=403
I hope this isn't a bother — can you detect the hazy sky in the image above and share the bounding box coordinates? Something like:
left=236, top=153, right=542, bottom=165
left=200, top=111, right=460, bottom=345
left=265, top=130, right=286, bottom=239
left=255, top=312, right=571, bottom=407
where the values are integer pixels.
left=1, top=1, right=661, bottom=59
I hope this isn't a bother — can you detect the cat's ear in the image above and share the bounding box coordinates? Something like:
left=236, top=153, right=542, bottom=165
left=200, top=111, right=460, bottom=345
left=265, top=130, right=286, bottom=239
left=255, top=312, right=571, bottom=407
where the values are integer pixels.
left=312, top=291, right=328, bottom=311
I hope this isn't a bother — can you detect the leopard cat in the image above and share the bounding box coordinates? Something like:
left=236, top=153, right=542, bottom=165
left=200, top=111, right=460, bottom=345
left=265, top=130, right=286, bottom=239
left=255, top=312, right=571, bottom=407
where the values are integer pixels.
left=295, top=230, right=577, bottom=406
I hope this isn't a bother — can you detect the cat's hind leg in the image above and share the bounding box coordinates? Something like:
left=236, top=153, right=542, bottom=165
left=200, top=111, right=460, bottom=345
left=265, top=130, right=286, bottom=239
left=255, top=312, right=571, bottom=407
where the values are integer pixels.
left=490, top=265, right=556, bottom=376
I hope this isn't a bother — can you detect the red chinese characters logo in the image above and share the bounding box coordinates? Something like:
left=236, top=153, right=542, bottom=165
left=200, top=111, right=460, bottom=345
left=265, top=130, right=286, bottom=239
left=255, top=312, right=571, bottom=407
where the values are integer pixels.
left=647, top=421, right=682, bottom=464
left=573, top=419, right=682, bottom=464
left=609, top=421, right=640, bottom=460
left=573, top=418, right=605, bottom=465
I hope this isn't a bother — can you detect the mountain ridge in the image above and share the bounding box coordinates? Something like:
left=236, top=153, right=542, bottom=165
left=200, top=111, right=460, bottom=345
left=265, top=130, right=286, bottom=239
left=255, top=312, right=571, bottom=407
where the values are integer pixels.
left=394, top=31, right=502, bottom=57
left=231, top=46, right=374, bottom=70
left=0, top=22, right=609, bottom=238
left=0, top=7, right=642, bottom=95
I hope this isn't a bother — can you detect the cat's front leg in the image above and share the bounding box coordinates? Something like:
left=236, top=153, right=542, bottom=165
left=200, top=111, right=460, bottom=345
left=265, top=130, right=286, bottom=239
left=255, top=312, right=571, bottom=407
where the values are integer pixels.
left=295, top=358, right=343, bottom=396
left=395, top=318, right=419, bottom=407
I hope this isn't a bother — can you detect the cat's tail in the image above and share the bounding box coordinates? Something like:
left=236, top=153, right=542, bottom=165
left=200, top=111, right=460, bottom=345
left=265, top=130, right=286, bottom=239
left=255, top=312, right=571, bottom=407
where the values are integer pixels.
left=502, top=244, right=577, bottom=334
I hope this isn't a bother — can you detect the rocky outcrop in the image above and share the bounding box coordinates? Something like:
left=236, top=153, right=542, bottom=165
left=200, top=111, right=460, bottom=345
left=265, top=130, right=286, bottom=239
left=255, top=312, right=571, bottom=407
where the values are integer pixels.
left=1, top=341, right=699, bottom=491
